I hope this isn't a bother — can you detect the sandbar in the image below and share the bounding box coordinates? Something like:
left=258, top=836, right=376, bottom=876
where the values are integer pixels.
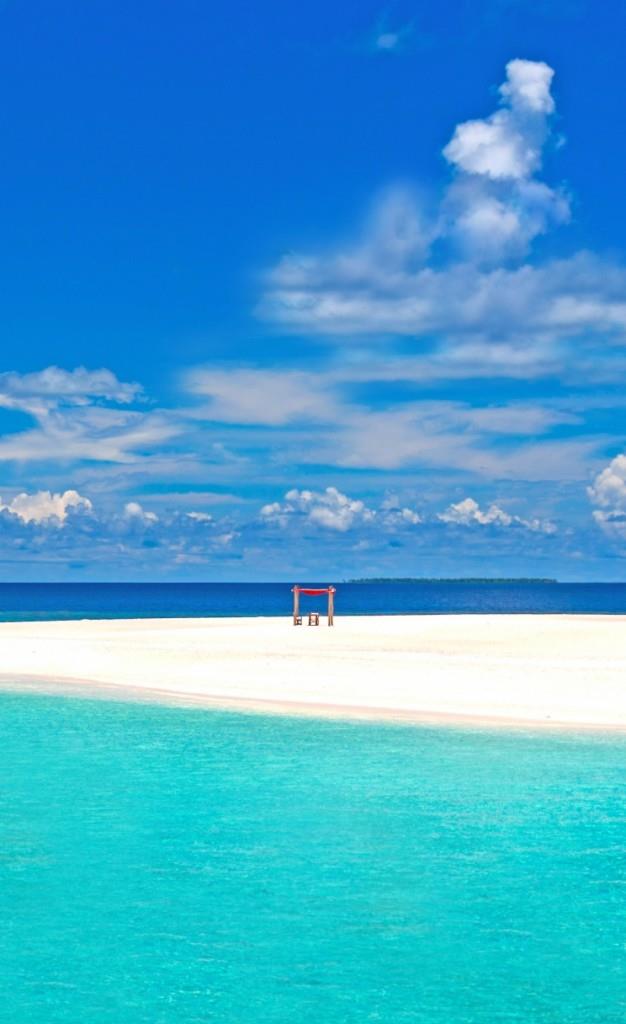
left=1, top=614, right=626, bottom=729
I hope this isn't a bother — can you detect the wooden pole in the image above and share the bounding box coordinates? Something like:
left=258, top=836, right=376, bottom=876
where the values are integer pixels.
left=292, top=586, right=300, bottom=625
left=328, top=587, right=334, bottom=626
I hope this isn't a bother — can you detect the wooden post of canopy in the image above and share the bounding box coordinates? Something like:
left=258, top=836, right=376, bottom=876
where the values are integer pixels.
left=292, top=585, right=301, bottom=625
left=328, top=586, right=335, bottom=626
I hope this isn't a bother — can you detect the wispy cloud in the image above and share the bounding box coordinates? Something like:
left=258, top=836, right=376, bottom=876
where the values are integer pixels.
left=371, top=21, right=415, bottom=53
left=182, top=361, right=602, bottom=479
left=0, top=366, right=180, bottom=465
left=183, top=367, right=339, bottom=426
left=361, top=10, right=427, bottom=55
left=0, top=367, right=142, bottom=405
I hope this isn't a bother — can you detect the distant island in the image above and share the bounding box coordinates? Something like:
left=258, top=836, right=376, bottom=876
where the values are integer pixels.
left=347, top=577, right=559, bottom=584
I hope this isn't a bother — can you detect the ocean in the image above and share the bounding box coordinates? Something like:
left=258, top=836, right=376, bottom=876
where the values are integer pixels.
left=0, top=580, right=626, bottom=621
left=3, top=583, right=626, bottom=1021
left=2, top=693, right=626, bottom=1023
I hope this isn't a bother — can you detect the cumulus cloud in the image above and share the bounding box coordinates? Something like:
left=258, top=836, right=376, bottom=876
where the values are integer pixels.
left=380, top=497, right=422, bottom=525
left=123, top=501, right=158, bottom=524
left=261, top=487, right=375, bottom=532
left=260, top=58, right=612, bottom=341
left=260, top=487, right=557, bottom=537
left=0, top=491, right=249, bottom=572
left=588, top=455, right=626, bottom=509
left=438, top=497, right=512, bottom=526
left=501, top=58, right=555, bottom=115
left=438, top=496, right=555, bottom=533
left=0, top=489, right=92, bottom=526
left=443, top=177, right=569, bottom=263
left=261, top=487, right=422, bottom=533
left=588, top=455, right=626, bottom=536
left=0, top=481, right=566, bottom=574
left=440, top=59, right=566, bottom=261
left=443, top=59, right=554, bottom=180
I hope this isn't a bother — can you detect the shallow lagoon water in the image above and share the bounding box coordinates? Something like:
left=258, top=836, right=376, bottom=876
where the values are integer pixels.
left=2, top=693, right=626, bottom=1023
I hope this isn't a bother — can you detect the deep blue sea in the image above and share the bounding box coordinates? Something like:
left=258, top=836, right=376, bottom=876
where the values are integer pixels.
left=2, top=693, right=626, bottom=1023
left=1, top=580, right=626, bottom=621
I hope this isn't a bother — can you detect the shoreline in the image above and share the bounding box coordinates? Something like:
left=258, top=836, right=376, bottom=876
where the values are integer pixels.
left=3, top=673, right=626, bottom=735
left=1, top=613, right=626, bottom=730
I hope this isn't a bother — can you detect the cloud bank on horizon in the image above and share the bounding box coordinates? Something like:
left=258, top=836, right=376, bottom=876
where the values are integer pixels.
left=2, top=54, right=626, bottom=579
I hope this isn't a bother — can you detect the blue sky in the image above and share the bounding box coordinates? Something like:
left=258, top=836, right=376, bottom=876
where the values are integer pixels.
left=3, top=0, right=626, bottom=580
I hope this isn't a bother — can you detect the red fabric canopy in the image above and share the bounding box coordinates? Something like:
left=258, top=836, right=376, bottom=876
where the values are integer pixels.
left=297, top=588, right=332, bottom=595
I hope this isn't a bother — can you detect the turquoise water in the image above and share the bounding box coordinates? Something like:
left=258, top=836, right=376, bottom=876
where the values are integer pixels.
left=2, top=694, right=626, bottom=1023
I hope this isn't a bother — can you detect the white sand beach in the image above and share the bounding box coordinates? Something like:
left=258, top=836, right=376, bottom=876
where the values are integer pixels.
left=1, top=614, right=626, bottom=728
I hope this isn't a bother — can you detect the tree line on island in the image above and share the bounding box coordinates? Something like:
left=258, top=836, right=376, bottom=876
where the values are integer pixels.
left=346, top=578, right=559, bottom=584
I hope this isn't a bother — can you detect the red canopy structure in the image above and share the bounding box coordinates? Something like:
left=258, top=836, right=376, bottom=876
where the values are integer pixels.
left=291, top=585, right=336, bottom=626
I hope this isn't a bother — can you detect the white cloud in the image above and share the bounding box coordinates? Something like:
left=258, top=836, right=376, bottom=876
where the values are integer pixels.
left=260, top=58, right=596, bottom=335
left=370, top=19, right=414, bottom=53
left=186, top=511, right=213, bottom=523
left=262, top=246, right=626, bottom=347
left=260, top=488, right=556, bottom=536
left=0, top=367, right=141, bottom=405
left=443, top=60, right=554, bottom=180
left=588, top=455, right=626, bottom=510
left=0, top=365, right=180, bottom=473
left=376, top=32, right=399, bottom=50
left=443, top=177, right=569, bottom=263
left=444, top=110, right=534, bottom=181
left=261, top=486, right=376, bottom=532
left=261, top=487, right=422, bottom=533
left=500, top=58, right=555, bottom=115
left=438, top=496, right=555, bottom=533
left=123, top=501, right=158, bottom=524
left=0, top=489, right=92, bottom=526
left=380, top=497, right=422, bottom=525
left=0, top=401, right=181, bottom=465
left=438, top=497, right=512, bottom=525
left=588, top=455, right=626, bottom=536
left=259, top=500, right=287, bottom=525
left=290, top=401, right=594, bottom=479
left=184, top=367, right=338, bottom=426
left=180, top=355, right=598, bottom=480
left=462, top=403, right=579, bottom=434
left=213, top=531, right=237, bottom=547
